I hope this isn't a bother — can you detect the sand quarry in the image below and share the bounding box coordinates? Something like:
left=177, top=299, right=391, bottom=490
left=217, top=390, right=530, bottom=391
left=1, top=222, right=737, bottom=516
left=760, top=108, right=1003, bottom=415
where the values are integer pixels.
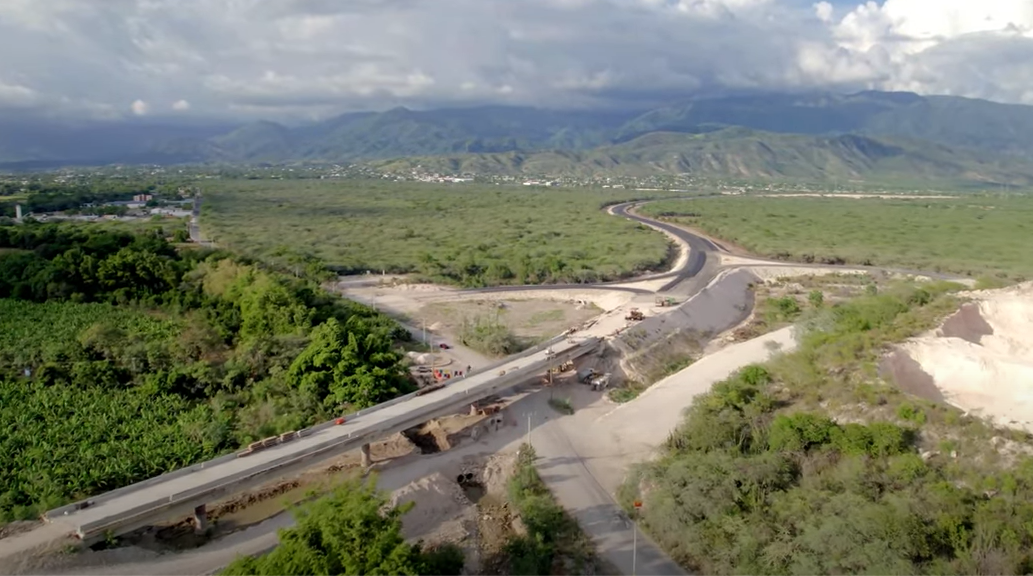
left=884, top=282, right=1033, bottom=433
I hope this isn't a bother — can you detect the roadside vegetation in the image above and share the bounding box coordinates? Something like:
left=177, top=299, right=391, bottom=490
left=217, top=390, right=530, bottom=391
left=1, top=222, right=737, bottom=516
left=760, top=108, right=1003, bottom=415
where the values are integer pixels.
left=620, top=280, right=1033, bottom=574
left=491, top=445, right=604, bottom=575
left=640, top=194, right=1033, bottom=282
left=0, top=223, right=413, bottom=522
left=547, top=396, right=575, bottom=415
left=203, top=179, right=673, bottom=287
left=220, top=476, right=464, bottom=576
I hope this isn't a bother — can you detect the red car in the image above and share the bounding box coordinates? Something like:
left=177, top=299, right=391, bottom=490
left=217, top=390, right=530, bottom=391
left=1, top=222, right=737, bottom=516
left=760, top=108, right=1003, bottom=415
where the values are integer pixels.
left=439, top=343, right=451, bottom=350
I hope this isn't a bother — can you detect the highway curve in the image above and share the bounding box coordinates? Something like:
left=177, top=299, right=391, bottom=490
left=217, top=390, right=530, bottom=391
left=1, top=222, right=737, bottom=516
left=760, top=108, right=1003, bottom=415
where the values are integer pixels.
left=456, top=200, right=721, bottom=298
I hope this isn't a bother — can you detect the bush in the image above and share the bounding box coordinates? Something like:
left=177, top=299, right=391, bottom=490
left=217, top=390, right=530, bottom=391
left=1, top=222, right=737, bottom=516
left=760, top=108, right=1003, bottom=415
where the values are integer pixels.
left=500, top=444, right=597, bottom=574
left=768, top=413, right=838, bottom=452
left=808, top=290, right=825, bottom=307
left=418, top=544, right=465, bottom=576
left=221, top=477, right=454, bottom=576
left=548, top=396, right=574, bottom=415
left=458, top=313, right=521, bottom=357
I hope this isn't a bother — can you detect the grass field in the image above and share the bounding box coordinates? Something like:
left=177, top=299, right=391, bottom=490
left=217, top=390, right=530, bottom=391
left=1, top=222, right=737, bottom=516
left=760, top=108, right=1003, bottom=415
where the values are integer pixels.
left=203, top=180, right=672, bottom=287
left=640, top=194, right=1033, bottom=281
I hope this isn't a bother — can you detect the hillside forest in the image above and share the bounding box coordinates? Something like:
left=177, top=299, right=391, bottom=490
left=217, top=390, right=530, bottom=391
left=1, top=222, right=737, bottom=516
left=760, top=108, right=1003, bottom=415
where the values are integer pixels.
left=0, top=223, right=414, bottom=522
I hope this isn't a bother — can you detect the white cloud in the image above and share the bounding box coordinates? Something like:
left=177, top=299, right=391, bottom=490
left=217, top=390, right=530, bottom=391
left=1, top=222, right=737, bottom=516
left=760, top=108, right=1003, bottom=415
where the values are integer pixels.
left=131, top=99, right=149, bottom=115
left=829, top=0, right=1033, bottom=103
left=814, top=1, right=833, bottom=24
left=0, top=80, right=37, bottom=106
left=0, top=0, right=1031, bottom=119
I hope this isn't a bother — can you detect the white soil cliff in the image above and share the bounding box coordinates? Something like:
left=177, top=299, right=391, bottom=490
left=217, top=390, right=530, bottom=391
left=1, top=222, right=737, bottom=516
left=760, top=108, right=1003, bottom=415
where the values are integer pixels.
left=896, top=282, right=1033, bottom=432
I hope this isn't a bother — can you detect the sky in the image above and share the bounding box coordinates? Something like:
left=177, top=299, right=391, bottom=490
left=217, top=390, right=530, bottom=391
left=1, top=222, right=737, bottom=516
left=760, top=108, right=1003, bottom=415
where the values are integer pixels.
left=0, top=0, right=1031, bottom=122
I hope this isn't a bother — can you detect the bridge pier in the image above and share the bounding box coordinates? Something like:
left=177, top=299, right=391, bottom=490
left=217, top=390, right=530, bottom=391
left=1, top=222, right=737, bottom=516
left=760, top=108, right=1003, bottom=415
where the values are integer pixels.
left=193, top=504, right=208, bottom=533
left=360, top=443, right=372, bottom=468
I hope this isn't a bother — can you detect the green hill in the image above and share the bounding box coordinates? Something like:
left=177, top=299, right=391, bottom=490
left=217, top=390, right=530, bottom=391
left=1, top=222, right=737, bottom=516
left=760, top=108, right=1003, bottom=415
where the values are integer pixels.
left=5, top=90, right=1033, bottom=182
left=372, top=129, right=1033, bottom=185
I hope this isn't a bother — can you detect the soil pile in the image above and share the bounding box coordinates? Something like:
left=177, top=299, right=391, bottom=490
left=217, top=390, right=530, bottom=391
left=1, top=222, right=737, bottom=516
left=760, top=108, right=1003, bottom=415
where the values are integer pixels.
left=884, top=282, right=1033, bottom=432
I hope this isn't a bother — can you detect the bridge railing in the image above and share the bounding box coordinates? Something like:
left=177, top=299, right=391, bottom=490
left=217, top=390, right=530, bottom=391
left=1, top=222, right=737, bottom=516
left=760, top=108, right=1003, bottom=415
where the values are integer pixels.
left=72, top=338, right=601, bottom=539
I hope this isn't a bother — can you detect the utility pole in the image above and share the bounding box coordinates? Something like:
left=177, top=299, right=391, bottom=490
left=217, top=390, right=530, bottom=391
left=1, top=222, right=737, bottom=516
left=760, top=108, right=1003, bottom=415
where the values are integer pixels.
left=633, top=524, right=638, bottom=576
left=632, top=500, right=642, bottom=576
left=526, top=412, right=533, bottom=447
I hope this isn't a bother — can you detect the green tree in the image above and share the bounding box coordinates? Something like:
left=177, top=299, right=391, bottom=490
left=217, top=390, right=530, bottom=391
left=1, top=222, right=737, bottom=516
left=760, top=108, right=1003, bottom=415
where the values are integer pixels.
left=221, top=477, right=439, bottom=576
left=287, top=318, right=412, bottom=410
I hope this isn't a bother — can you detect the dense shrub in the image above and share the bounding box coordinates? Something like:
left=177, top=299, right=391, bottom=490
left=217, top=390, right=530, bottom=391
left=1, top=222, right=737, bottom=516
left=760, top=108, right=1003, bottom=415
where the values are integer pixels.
left=220, top=477, right=461, bottom=576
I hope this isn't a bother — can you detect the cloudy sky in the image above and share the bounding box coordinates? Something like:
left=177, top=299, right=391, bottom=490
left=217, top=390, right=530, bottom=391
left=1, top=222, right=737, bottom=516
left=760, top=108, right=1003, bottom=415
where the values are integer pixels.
left=1, top=0, right=1031, bottom=121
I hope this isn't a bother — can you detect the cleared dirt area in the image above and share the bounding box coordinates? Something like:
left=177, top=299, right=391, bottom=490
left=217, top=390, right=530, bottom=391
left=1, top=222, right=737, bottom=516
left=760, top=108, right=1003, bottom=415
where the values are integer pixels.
left=884, top=282, right=1033, bottom=433
left=419, top=298, right=601, bottom=347
left=388, top=452, right=520, bottom=574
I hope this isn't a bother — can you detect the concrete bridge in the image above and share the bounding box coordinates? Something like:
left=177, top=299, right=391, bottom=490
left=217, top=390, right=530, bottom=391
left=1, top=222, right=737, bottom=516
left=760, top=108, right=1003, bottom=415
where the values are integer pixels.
left=45, top=335, right=601, bottom=543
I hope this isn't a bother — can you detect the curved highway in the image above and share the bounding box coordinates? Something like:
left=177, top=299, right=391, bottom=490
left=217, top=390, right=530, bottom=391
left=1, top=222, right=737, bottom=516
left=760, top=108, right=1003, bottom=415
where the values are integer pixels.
left=463, top=197, right=973, bottom=301
left=446, top=200, right=720, bottom=298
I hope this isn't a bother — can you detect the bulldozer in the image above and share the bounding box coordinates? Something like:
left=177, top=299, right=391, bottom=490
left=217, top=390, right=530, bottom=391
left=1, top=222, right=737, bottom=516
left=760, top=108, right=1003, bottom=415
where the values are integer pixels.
left=625, top=308, right=644, bottom=321
left=655, top=296, right=677, bottom=307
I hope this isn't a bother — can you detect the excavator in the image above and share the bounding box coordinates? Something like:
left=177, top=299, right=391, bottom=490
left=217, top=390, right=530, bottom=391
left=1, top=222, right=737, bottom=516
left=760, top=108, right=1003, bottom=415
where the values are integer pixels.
left=625, top=308, right=644, bottom=321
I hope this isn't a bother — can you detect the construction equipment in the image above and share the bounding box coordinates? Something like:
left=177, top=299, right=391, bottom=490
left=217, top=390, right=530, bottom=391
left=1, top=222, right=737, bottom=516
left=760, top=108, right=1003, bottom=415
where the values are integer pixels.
left=578, top=368, right=600, bottom=384
left=625, top=308, right=644, bottom=321
left=655, top=296, right=677, bottom=307
left=548, top=360, right=575, bottom=375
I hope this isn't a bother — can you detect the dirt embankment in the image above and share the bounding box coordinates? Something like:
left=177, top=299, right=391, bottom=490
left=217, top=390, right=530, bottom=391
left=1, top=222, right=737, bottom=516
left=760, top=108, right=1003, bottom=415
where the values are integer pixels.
left=881, top=282, right=1033, bottom=432
left=389, top=452, right=519, bottom=575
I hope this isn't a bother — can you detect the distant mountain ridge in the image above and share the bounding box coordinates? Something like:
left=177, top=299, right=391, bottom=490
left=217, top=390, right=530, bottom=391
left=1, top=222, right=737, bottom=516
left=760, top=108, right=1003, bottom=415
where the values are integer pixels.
left=371, top=128, right=1033, bottom=184
left=4, top=90, right=1033, bottom=183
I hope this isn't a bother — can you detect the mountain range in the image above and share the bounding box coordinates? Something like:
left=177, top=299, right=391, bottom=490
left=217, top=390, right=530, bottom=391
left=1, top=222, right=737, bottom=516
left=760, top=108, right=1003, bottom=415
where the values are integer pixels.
left=4, top=90, right=1033, bottom=183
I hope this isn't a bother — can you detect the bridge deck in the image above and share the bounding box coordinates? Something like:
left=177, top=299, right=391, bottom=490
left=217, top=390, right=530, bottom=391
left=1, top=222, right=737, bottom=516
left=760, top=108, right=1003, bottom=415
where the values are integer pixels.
left=49, top=337, right=599, bottom=538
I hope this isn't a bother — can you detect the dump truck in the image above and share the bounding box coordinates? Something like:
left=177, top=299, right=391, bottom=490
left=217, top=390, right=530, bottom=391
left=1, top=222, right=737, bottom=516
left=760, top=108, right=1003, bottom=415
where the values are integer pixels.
left=578, top=368, right=600, bottom=383
left=590, top=373, right=612, bottom=391
left=655, top=296, right=677, bottom=307
left=625, top=308, right=644, bottom=321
